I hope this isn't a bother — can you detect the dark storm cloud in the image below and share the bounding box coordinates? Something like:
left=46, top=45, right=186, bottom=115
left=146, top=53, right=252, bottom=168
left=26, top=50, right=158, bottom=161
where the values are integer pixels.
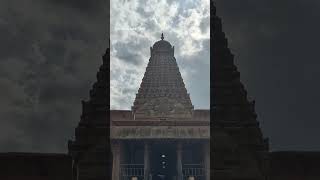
left=216, top=0, right=320, bottom=150
left=0, top=0, right=108, bottom=152
left=200, top=16, right=210, bottom=34
left=48, top=0, right=105, bottom=13
left=177, top=39, right=210, bottom=109
left=114, top=42, right=144, bottom=66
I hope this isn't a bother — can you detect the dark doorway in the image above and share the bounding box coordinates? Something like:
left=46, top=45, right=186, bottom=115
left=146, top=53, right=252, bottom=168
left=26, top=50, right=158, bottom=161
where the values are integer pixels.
left=150, top=144, right=176, bottom=180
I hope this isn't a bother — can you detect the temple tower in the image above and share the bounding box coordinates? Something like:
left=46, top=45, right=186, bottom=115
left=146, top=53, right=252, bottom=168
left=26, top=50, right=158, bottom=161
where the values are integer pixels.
left=132, top=33, right=194, bottom=120
left=211, top=1, right=269, bottom=180
left=110, top=35, right=210, bottom=180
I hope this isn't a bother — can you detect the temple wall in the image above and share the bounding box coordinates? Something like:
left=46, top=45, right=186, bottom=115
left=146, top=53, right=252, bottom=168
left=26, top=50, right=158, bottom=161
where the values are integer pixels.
left=268, top=151, right=320, bottom=180
left=0, top=153, right=72, bottom=180
left=1, top=151, right=320, bottom=180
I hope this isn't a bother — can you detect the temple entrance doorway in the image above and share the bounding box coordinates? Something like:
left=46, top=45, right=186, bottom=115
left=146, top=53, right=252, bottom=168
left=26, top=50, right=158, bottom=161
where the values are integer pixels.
left=150, top=143, right=177, bottom=180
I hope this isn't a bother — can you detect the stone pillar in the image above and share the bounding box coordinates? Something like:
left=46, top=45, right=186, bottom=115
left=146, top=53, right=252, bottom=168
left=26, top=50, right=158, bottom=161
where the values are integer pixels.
left=177, top=143, right=183, bottom=180
left=144, top=143, right=150, bottom=180
left=204, top=142, right=210, bottom=180
left=112, top=142, right=121, bottom=180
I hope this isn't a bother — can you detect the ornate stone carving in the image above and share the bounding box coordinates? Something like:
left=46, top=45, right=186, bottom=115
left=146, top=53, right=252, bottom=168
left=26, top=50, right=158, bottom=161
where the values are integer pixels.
left=132, top=35, right=194, bottom=120
left=111, top=126, right=210, bottom=139
left=135, top=97, right=192, bottom=118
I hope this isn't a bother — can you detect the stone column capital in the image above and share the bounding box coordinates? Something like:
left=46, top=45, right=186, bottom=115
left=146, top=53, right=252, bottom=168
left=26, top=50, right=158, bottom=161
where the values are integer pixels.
left=112, top=141, right=121, bottom=153
left=177, top=142, right=183, bottom=151
left=144, top=142, right=150, bottom=149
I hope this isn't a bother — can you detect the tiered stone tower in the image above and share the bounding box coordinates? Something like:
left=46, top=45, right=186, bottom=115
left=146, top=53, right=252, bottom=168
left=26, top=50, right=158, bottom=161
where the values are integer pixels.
left=68, top=48, right=111, bottom=180
left=211, top=1, right=269, bottom=180
left=132, top=33, right=194, bottom=120
left=110, top=35, right=210, bottom=180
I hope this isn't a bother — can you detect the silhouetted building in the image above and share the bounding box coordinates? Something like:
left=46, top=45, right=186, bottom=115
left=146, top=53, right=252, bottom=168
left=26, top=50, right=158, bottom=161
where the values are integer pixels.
left=211, top=2, right=269, bottom=180
left=68, top=48, right=111, bottom=180
left=1, top=2, right=320, bottom=180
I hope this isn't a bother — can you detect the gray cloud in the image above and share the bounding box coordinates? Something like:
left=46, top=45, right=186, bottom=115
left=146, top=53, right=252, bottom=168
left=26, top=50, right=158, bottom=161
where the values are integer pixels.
left=0, top=0, right=107, bottom=153
left=2, top=0, right=318, bottom=154
left=200, top=16, right=210, bottom=34
left=48, top=0, right=106, bottom=13
left=114, top=41, right=146, bottom=66
left=110, top=0, right=210, bottom=110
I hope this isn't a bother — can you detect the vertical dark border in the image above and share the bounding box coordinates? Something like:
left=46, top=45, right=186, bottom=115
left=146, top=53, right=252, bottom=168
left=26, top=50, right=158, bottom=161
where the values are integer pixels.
left=210, top=1, right=215, bottom=180
left=107, top=0, right=112, bottom=179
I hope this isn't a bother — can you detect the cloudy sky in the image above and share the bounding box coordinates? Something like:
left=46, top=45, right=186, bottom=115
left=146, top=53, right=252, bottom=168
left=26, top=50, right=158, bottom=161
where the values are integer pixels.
left=110, top=0, right=210, bottom=110
left=0, top=0, right=107, bottom=153
left=0, top=0, right=320, bottom=153
left=216, top=0, right=320, bottom=151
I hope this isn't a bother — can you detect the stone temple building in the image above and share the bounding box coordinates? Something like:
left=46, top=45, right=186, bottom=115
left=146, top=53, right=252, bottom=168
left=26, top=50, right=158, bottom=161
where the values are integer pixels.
left=110, top=33, right=210, bottom=180
left=1, top=1, right=320, bottom=180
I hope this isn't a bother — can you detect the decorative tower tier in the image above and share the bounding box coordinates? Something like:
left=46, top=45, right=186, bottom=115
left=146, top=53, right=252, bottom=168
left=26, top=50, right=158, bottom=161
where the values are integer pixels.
left=132, top=33, right=194, bottom=120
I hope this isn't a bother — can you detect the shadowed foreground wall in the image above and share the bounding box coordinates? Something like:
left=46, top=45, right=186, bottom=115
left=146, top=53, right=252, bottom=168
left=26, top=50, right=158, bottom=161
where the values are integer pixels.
left=269, top=151, right=320, bottom=180
left=0, top=153, right=72, bottom=180
left=1, top=152, right=320, bottom=179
